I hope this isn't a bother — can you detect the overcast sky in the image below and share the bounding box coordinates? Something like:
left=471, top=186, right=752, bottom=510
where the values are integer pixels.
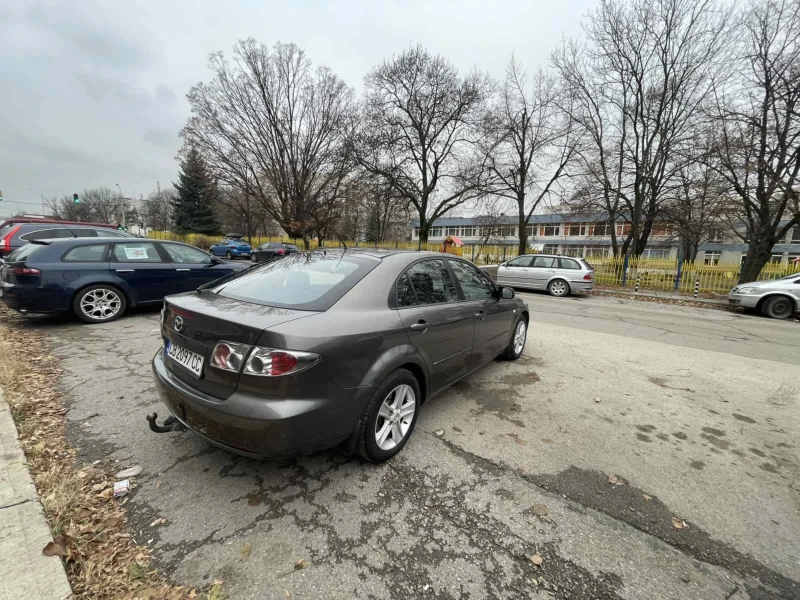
left=0, top=0, right=594, bottom=218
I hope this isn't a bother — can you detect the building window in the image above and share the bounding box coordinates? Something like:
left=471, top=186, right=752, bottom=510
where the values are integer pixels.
left=446, top=226, right=460, bottom=236
left=429, top=228, right=442, bottom=238
left=542, top=244, right=560, bottom=254
left=791, top=227, right=800, bottom=243
left=564, top=246, right=582, bottom=257
left=413, top=228, right=420, bottom=238
left=704, top=251, right=721, bottom=265
left=641, top=248, right=671, bottom=260
left=525, top=225, right=536, bottom=237
left=539, top=225, right=561, bottom=237
left=460, top=226, right=475, bottom=237
left=583, top=246, right=608, bottom=258
left=708, top=229, right=724, bottom=243
left=650, top=223, right=673, bottom=237
left=495, top=225, right=515, bottom=237
left=770, top=253, right=784, bottom=264
left=589, top=222, right=613, bottom=236
left=566, top=223, right=587, bottom=236
left=616, top=223, right=632, bottom=236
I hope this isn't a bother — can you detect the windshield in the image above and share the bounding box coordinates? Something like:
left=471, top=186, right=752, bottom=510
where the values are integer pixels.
left=212, top=252, right=378, bottom=311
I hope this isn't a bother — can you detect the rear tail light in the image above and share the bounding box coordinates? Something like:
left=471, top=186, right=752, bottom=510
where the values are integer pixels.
left=1, top=225, right=20, bottom=253
left=10, top=267, right=41, bottom=275
left=210, top=341, right=250, bottom=372
left=583, top=273, right=594, bottom=280
left=277, top=249, right=285, bottom=255
left=244, top=347, right=319, bottom=377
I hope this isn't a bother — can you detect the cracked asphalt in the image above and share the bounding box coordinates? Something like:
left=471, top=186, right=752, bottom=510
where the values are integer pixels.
left=22, top=293, right=800, bottom=599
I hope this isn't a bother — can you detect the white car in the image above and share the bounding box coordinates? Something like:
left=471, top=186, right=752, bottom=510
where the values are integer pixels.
left=496, top=254, right=594, bottom=296
left=728, top=274, right=800, bottom=319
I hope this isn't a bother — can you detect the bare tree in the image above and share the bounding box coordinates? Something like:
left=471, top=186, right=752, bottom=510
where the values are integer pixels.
left=554, top=0, right=729, bottom=257
left=708, top=0, right=800, bottom=283
left=483, top=56, right=578, bottom=255
left=142, top=187, right=175, bottom=232
left=354, top=46, right=493, bottom=247
left=182, top=40, right=355, bottom=249
left=46, top=187, right=122, bottom=223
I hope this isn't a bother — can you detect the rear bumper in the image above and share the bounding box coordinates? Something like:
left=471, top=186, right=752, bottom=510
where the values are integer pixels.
left=0, top=283, right=68, bottom=314
left=151, top=350, right=371, bottom=458
left=569, top=280, right=594, bottom=292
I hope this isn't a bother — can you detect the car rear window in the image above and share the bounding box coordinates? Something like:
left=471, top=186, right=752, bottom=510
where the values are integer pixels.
left=580, top=259, right=595, bottom=270
left=6, top=243, right=45, bottom=262
left=212, top=253, right=378, bottom=311
left=285, top=244, right=298, bottom=251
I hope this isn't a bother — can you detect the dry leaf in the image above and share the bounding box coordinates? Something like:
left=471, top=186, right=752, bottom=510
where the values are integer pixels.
left=240, top=542, right=252, bottom=562
left=532, top=504, right=549, bottom=517
left=529, top=554, right=543, bottom=566
left=149, top=518, right=167, bottom=527
left=128, top=562, right=146, bottom=580
left=672, top=517, right=688, bottom=529
left=643, top=494, right=653, bottom=502
left=294, top=559, right=307, bottom=570
left=608, top=475, right=623, bottom=486
left=42, top=538, right=68, bottom=557
left=207, top=581, right=225, bottom=600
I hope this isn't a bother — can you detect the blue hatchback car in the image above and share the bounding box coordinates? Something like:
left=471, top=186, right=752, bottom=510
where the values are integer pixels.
left=0, top=238, right=248, bottom=323
left=209, top=237, right=252, bottom=259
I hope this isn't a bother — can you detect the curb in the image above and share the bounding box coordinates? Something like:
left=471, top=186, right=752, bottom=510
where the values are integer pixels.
left=0, top=389, right=72, bottom=600
left=590, top=289, right=731, bottom=307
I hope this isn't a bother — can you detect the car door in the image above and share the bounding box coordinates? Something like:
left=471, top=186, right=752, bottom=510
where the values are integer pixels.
left=498, top=256, right=534, bottom=287
left=162, top=242, right=238, bottom=293
left=528, top=256, right=557, bottom=289
left=395, top=258, right=475, bottom=394
left=448, top=258, right=517, bottom=370
left=109, top=241, right=176, bottom=303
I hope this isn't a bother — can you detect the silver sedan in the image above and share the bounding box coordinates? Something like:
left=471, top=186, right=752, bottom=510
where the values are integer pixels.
left=728, top=274, right=800, bottom=319
left=496, top=254, right=595, bottom=296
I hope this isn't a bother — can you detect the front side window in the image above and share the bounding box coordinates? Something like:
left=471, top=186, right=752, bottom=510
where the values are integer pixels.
left=506, top=256, right=533, bottom=268
left=62, top=244, right=107, bottom=262
left=400, top=259, right=459, bottom=306
left=164, top=243, right=212, bottom=264
left=532, top=256, right=556, bottom=268
left=112, top=242, right=162, bottom=263
left=448, top=259, right=494, bottom=301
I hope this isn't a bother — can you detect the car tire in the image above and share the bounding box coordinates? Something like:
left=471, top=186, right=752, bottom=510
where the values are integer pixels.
left=356, top=368, right=421, bottom=463
left=761, top=295, right=795, bottom=320
left=503, top=315, right=528, bottom=360
left=225, top=251, right=233, bottom=260
left=73, top=284, right=127, bottom=324
left=548, top=279, right=570, bottom=297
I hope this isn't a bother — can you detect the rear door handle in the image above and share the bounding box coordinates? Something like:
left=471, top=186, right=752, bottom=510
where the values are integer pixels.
left=410, top=321, right=429, bottom=332
left=176, top=268, right=190, bottom=272
left=115, top=269, right=134, bottom=273
left=475, top=311, right=485, bottom=320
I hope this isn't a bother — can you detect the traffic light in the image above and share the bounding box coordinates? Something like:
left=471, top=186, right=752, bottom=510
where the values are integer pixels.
left=0, top=190, right=3, bottom=201
left=73, top=193, right=80, bottom=204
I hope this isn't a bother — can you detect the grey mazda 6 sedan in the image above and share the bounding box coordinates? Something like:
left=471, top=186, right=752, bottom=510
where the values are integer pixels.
left=150, top=249, right=529, bottom=462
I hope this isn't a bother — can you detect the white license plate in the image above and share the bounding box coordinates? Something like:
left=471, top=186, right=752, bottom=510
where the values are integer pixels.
left=165, top=340, right=204, bottom=377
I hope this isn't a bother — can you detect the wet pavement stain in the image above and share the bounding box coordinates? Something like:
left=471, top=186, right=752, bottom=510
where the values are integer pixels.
left=690, top=460, right=705, bottom=470
left=635, top=433, right=652, bottom=443
left=750, top=448, right=766, bottom=458
left=672, top=432, right=688, bottom=440
left=635, top=424, right=656, bottom=433
left=701, top=434, right=732, bottom=450
left=733, top=414, right=757, bottom=424
left=702, top=427, right=726, bottom=437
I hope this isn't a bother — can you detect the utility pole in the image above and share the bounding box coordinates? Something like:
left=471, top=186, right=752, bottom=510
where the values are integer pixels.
left=115, top=183, right=126, bottom=227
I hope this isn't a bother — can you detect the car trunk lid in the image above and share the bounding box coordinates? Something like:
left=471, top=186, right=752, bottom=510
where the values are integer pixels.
left=162, top=293, right=317, bottom=399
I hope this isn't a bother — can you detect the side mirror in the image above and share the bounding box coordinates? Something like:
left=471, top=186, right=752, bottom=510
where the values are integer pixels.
left=501, top=287, right=515, bottom=299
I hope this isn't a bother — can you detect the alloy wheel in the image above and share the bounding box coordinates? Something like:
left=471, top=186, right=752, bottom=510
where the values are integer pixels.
left=80, top=288, right=122, bottom=321
left=374, top=384, right=416, bottom=451
left=514, top=320, right=527, bottom=355
left=550, top=281, right=567, bottom=296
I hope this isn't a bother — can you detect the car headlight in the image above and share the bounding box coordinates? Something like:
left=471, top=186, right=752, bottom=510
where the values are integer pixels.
left=736, top=287, right=760, bottom=294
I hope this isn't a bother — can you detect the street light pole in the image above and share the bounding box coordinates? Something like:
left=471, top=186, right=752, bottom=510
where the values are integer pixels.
left=115, top=183, right=125, bottom=227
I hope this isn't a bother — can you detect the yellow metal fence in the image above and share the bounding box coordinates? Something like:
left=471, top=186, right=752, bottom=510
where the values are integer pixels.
left=146, top=231, right=799, bottom=294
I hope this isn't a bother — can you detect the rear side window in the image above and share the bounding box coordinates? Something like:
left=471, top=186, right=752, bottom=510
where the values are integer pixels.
left=63, top=244, right=107, bottom=262
left=70, top=229, right=98, bottom=238
left=399, top=259, right=459, bottom=307
left=531, top=256, right=556, bottom=268
left=19, top=228, right=71, bottom=241
left=111, top=243, right=162, bottom=263
left=212, top=253, right=378, bottom=311
left=581, top=259, right=595, bottom=270
left=559, top=258, right=581, bottom=270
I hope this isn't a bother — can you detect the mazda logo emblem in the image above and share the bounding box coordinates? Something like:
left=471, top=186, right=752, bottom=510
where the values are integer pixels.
left=174, top=316, right=183, bottom=332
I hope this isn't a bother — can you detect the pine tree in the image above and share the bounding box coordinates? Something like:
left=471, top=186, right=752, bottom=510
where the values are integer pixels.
left=173, top=147, right=220, bottom=234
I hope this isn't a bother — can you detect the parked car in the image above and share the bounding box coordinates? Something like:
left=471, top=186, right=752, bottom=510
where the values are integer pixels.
left=0, top=238, right=248, bottom=323
left=728, top=274, right=800, bottom=319
left=150, top=250, right=529, bottom=462
left=251, top=242, right=299, bottom=263
left=209, top=235, right=252, bottom=259
left=0, top=218, right=132, bottom=257
left=496, top=254, right=595, bottom=296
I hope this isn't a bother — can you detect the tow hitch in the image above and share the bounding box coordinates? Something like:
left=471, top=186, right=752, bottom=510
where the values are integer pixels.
left=146, top=412, right=187, bottom=433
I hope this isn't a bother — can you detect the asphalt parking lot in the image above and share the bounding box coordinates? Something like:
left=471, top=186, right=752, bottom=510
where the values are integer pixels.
left=25, top=293, right=800, bottom=599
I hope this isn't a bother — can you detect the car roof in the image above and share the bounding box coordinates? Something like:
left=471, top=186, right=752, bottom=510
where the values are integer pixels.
left=2, top=219, right=118, bottom=228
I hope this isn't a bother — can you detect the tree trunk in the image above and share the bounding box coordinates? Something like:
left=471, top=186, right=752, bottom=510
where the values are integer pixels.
left=302, top=235, right=311, bottom=251
left=417, top=220, right=429, bottom=250
left=518, top=212, right=527, bottom=256
left=739, top=241, right=771, bottom=284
